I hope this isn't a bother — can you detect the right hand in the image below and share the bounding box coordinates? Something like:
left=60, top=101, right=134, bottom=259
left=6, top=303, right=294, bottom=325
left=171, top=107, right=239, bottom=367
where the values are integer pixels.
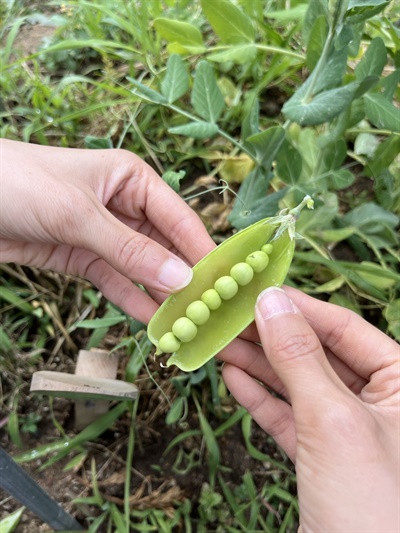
left=222, top=287, right=400, bottom=532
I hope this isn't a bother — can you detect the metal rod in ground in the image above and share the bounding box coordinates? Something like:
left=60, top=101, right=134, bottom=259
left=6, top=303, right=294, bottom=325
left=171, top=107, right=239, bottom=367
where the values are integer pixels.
left=0, top=447, right=84, bottom=531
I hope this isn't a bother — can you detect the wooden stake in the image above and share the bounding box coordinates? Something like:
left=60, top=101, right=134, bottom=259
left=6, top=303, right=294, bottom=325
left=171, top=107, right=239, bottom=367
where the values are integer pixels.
left=30, top=349, right=138, bottom=430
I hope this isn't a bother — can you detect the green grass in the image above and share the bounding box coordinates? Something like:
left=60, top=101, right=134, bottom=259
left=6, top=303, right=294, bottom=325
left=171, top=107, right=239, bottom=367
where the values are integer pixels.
left=1, top=0, right=399, bottom=531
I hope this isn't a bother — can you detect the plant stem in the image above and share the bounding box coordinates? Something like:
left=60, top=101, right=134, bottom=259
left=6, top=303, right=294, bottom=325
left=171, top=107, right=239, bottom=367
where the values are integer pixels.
left=302, top=0, right=348, bottom=103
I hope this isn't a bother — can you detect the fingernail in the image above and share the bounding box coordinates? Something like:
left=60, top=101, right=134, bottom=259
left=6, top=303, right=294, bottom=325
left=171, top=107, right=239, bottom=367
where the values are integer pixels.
left=256, top=287, right=296, bottom=320
left=158, top=258, right=193, bottom=291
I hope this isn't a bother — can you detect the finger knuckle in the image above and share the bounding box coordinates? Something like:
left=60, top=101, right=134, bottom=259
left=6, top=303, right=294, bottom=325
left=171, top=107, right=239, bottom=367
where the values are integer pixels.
left=270, top=330, right=321, bottom=363
left=116, top=234, right=147, bottom=272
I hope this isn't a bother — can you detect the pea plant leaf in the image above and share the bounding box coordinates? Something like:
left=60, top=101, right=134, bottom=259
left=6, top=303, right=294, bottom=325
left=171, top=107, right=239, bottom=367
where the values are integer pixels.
left=302, top=0, right=329, bottom=41
left=380, top=69, right=400, bottom=101
left=191, top=61, right=224, bottom=123
left=228, top=172, right=287, bottom=230
left=312, top=44, right=349, bottom=94
left=306, top=15, right=328, bottom=71
left=364, top=92, right=400, bottom=133
left=241, top=96, right=260, bottom=141
left=168, top=121, right=219, bottom=139
left=282, top=82, right=358, bottom=126
left=343, top=202, right=399, bottom=248
left=154, top=18, right=205, bottom=53
left=201, top=0, right=255, bottom=44
left=244, top=126, right=285, bottom=168
left=276, top=139, right=302, bottom=185
left=354, top=37, right=387, bottom=80
left=161, top=54, right=189, bottom=104
left=366, top=135, right=400, bottom=177
left=162, top=170, right=186, bottom=192
left=207, top=43, right=258, bottom=65
left=328, top=169, right=355, bottom=190
left=345, top=0, right=391, bottom=24
left=127, top=76, right=167, bottom=104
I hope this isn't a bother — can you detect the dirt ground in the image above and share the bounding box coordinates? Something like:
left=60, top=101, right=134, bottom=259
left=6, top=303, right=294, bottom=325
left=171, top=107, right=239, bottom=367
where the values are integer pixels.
left=0, top=387, right=293, bottom=532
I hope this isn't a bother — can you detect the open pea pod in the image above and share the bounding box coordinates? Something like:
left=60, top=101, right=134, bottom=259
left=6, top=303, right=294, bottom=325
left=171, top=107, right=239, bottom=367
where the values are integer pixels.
left=148, top=197, right=313, bottom=372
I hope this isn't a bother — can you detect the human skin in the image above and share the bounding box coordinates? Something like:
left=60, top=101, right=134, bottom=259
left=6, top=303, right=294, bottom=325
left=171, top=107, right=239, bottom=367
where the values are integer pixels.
left=222, top=286, right=400, bottom=532
left=1, top=139, right=399, bottom=530
left=0, top=139, right=215, bottom=323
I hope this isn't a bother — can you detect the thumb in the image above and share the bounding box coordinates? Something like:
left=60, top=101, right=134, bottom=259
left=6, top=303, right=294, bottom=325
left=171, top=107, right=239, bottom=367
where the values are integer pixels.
left=255, top=287, right=346, bottom=413
left=76, top=202, right=193, bottom=294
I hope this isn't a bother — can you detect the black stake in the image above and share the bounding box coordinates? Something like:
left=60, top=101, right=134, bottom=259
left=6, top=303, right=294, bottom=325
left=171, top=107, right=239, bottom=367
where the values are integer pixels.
left=0, top=447, right=84, bottom=531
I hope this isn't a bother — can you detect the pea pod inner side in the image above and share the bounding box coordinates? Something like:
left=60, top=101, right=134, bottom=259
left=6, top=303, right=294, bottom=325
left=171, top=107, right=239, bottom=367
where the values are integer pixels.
left=148, top=218, right=293, bottom=372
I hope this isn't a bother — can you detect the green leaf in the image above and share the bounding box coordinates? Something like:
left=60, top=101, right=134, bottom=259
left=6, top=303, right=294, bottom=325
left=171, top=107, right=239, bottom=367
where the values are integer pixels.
left=353, top=75, right=380, bottom=99
left=244, top=126, right=285, bottom=167
left=84, top=136, right=113, bottom=149
left=201, top=0, right=255, bottom=44
left=0, top=326, right=12, bottom=352
left=191, top=61, right=225, bottom=123
left=306, top=15, right=328, bottom=71
left=166, top=397, right=185, bottom=425
left=302, top=0, right=329, bottom=41
left=276, top=139, right=302, bottom=185
left=354, top=132, right=379, bottom=158
left=0, top=507, right=25, bottom=533
left=166, top=42, right=206, bottom=54
left=207, top=43, right=257, bottom=65
left=0, top=287, right=33, bottom=313
left=380, top=69, right=400, bottom=101
left=241, top=95, right=259, bottom=140
left=315, top=227, right=356, bottom=243
left=74, top=316, right=126, bottom=329
left=343, top=202, right=399, bottom=230
left=366, top=135, right=400, bottom=177
left=154, top=18, right=204, bottom=49
left=127, top=77, right=167, bottom=104
left=313, top=46, right=349, bottom=94
left=346, top=0, right=390, bottom=24
left=354, top=37, right=387, bottom=80
left=162, top=170, right=186, bottom=192
left=168, top=121, right=219, bottom=139
left=266, top=4, right=308, bottom=22
left=283, top=82, right=358, bottom=126
left=384, top=299, right=400, bottom=341
left=161, top=54, right=189, bottom=103
left=328, top=168, right=355, bottom=190
left=295, top=193, right=339, bottom=233
left=228, top=172, right=287, bottom=229
left=8, top=411, right=23, bottom=448
left=364, top=93, right=400, bottom=133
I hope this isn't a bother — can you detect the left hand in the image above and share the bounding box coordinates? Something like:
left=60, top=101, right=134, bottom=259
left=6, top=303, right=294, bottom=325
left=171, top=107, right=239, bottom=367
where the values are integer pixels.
left=0, top=139, right=215, bottom=322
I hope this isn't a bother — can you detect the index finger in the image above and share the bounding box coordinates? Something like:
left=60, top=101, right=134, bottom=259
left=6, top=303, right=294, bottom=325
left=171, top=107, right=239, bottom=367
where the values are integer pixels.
left=285, top=287, right=399, bottom=379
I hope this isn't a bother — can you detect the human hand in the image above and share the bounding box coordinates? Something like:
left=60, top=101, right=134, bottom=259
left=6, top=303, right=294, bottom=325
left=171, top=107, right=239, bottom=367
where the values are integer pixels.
left=0, top=139, right=215, bottom=322
left=222, top=286, right=399, bottom=532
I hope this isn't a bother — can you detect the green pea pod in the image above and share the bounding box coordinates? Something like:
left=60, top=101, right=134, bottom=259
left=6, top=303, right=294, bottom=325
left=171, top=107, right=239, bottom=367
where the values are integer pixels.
left=148, top=196, right=313, bottom=372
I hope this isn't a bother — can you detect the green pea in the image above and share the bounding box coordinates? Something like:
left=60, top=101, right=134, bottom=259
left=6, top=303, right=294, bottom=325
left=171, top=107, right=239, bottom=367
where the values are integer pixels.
left=148, top=196, right=312, bottom=372
left=186, top=300, right=210, bottom=325
left=214, top=276, right=239, bottom=300
left=172, top=317, right=198, bottom=343
left=261, top=243, right=274, bottom=255
left=230, top=262, right=254, bottom=286
left=158, top=332, right=181, bottom=353
left=201, top=289, right=222, bottom=310
left=245, top=250, right=269, bottom=273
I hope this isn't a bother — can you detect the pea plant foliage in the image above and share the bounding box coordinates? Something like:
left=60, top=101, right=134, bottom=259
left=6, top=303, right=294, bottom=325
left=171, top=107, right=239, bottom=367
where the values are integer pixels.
left=128, top=0, right=400, bottom=335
